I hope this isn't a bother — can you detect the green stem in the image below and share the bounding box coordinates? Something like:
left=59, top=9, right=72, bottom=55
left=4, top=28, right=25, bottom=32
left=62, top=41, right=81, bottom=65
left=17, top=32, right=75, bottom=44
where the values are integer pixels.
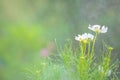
left=107, top=49, right=112, bottom=67
left=80, top=42, right=84, bottom=57
left=88, top=42, right=91, bottom=56
left=108, top=50, right=112, bottom=58
left=91, top=32, right=98, bottom=55
left=83, top=43, right=86, bottom=56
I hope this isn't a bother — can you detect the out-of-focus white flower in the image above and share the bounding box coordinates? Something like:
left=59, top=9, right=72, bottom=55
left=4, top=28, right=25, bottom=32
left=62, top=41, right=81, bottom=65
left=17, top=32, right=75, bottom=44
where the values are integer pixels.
left=107, top=70, right=112, bottom=77
left=87, top=33, right=94, bottom=41
left=98, top=65, right=104, bottom=73
left=75, top=33, right=94, bottom=42
left=82, top=33, right=88, bottom=40
left=98, top=65, right=112, bottom=77
left=75, top=35, right=82, bottom=41
left=88, top=24, right=108, bottom=33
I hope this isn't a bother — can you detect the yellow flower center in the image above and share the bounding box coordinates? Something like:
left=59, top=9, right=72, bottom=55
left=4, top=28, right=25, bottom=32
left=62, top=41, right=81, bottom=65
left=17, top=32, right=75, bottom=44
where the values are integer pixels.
left=83, top=39, right=87, bottom=44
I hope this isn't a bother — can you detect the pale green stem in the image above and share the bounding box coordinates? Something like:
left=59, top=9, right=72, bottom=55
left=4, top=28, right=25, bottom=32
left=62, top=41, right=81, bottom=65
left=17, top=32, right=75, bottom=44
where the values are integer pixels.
left=108, top=50, right=112, bottom=58
left=83, top=43, right=87, bottom=56
left=88, top=42, right=91, bottom=56
left=80, top=42, right=84, bottom=57
left=107, top=49, right=112, bottom=67
left=91, top=32, right=98, bottom=55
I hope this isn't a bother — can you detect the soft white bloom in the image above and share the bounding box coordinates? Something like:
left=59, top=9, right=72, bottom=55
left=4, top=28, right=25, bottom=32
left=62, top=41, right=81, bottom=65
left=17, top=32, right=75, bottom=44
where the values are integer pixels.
left=107, top=70, right=112, bottom=76
left=75, top=35, right=82, bottom=41
left=88, top=24, right=108, bottom=33
left=75, top=34, right=85, bottom=42
left=100, top=26, right=108, bottom=33
left=87, top=33, right=94, bottom=40
left=88, top=25, right=101, bottom=32
left=81, top=33, right=88, bottom=40
left=75, top=33, right=94, bottom=42
left=98, top=65, right=104, bottom=73
left=98, top=66, right=112, bottom=77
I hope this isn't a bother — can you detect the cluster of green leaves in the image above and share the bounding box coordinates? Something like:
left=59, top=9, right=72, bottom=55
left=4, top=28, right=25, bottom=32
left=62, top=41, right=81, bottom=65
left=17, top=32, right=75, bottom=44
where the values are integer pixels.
left=21, top=26, right=119, bottom=80
left=59, top=40, right=119, bottom=80
left=24, top=38, right=119, bottom=80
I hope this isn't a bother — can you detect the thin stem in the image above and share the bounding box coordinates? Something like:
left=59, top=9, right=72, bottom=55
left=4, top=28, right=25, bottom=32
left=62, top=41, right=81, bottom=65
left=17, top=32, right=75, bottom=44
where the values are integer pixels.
left=107, top=49, right=112, bottom=67
left=84, top=43, right=87, bottom=56
left=88, top=42, right=91, bottom=56
left=80, top=42, right=84, bottom=57
left=91, top=32, right=98, bottom=55
left=108, top=50, right=112, bottom=58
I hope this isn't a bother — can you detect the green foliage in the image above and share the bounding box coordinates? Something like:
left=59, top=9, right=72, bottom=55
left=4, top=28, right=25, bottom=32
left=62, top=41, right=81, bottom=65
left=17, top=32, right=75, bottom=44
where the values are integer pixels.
left=21, top=26, right=119, bottom=80
left=0, top=0, right=120, bottom=79
left=0, top=25, right=47, bottom=80
left=58, top=39, right=119, bottom=80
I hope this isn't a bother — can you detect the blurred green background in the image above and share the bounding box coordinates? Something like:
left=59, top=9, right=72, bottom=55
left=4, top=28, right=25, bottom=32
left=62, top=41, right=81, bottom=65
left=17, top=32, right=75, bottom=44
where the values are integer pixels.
left=0, top=0, right=120, bottom=80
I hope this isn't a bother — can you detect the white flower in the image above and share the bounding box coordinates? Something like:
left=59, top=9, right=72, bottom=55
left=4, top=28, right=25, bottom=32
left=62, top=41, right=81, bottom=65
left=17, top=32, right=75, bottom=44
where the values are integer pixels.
left=100, top=26, right=108, bottom=33
left=98, top=66, right=112, bottom=77
left=107, top=70, right=111, bottom=77
left=75, top=33, right=94, bottom=42
left=75, top=35, right=82, bottom=41
left=88, top=24, right=108, bottom=33
left=87, top=33, right=94, bottom=40
left=81, top=33, right=88, bottom=40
